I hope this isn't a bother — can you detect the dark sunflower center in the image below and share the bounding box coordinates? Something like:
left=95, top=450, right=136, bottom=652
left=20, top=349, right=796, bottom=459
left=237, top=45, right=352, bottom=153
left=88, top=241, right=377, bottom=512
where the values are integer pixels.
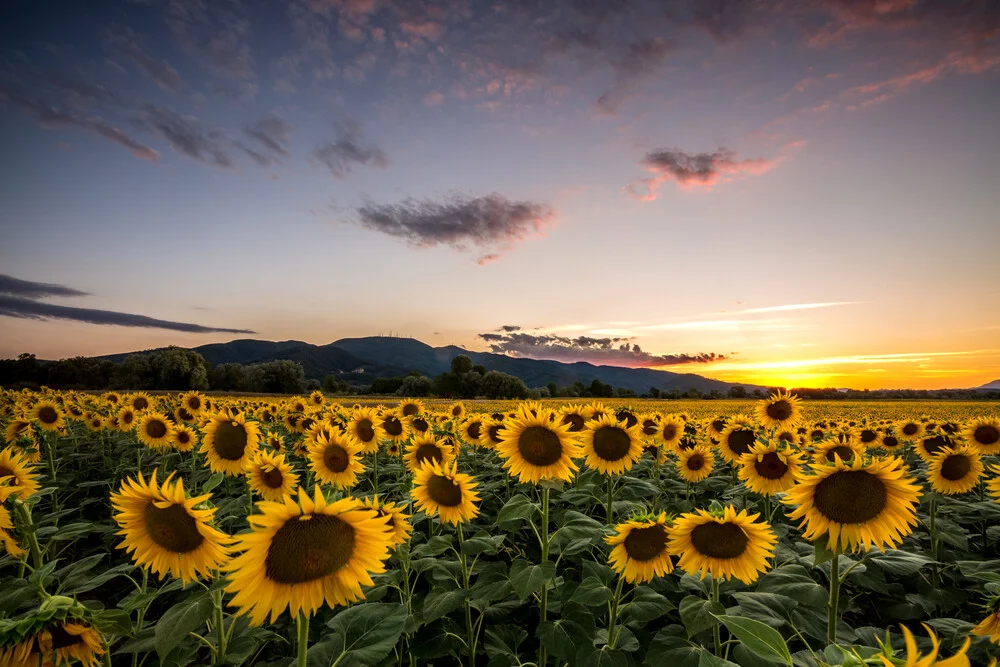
left=642, top=420, right=658, bottom=436
left=488, top=424, right=504, bottom=443
left=712, top=419, right=727, bottom=433
left=0, top=465, right=17, bottom=482
left=662, top=424, right=677, bottom=441
left=686, top=454, right=705, bottom=471
left=810, top=429, right=824, bottom=441
left=765, top=400, right=792, bottom=421
left=825, top=445, right=856, bottom=463
left=122, top=412, right=135, bottom=424
left=882, top=436, right=899, bottom=449
left=922, top=435, right=951, bottom=456
left=145, top=420, right=168, bottom=439
left=726, top=428, right=756, bottom=455
left=689, top=522, right=749, bottom=559
left=754, top=452, right=789, bottom=480
left=616, top=410, right=638, bottom=428
left=177, top=407, right=193, bottom=421
left=623, top=524, right=668, bottom=561
left=402, top=404, right=419, bottom=417
left=562, top=413, right=585, bottom=432
left=176, top=431, right=191, bottom=445
left=414, top=444, right=443, bottom=465
left=813, top=470, right=887, bottom=524
left=143, top=502, right=204, bottom=553
left=974, top=425, right=1000, bottom=446
left=940, top=454, right=972, bottom=481
left=265, top=514, right=355, bottom=584
left=356, top=419, right=376, bottom=442
left=323, top=444, right=350, bottom=472
left=902, top=423, right=920, bottom=436
left=37, top=406, right=58, bottom=424
left=49, top=624, right=85, bottom=650
left=860, top=429, right=878, bottom=444
left=187, top=396, right=201, bottom=410
left=466, top=422, right=482, bottom=440
left=427, top=475, right=463, bottom=506
left=133, top=397, right=149, bottom=411
left=383, top=416, right=403, bottom=437
left=517, top=426, right=564, bottom=467
left=412, top=418, right=429, bottom=433
left=678, top=438, right=696, bottom=451
left=261, top=467, right=285, bottom=488
left=643, top=445, right=659, bottom=457
left=212, top=422, right=248, bottom=460
left=451, top=406, right=462, bottom=417
left=592, top=426, right=631, bottom=462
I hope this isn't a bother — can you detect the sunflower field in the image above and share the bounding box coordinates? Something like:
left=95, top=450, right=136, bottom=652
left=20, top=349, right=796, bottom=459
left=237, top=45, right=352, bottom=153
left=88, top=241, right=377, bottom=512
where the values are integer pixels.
left=1, top=389, right=999, bottom=667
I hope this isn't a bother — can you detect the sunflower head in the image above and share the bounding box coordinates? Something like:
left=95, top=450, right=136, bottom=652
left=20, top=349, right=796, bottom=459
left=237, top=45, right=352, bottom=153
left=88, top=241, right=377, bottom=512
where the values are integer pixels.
left=0, top=447, right=41, bottom=500
left=137, top=412, right=175, bottom=450
left=927, top=444, right=983, bottom=495
left=246, top=450, right=299, bottom=501
left=878, top=624, right=971, bottom=667
left=605, top=513, right=672, bottom=583
left=363, top=495, right=413, bottom=548
left=668, top=506, right=777, bottom=584
left=398, top=399, right=423, bottom=417
left=738, top=442, right=804, bottom=496
left=200, top=411, right=261, bottom=476
left=496, top=409, right=582, bottom=484
left=308, top=431, right=365, bottom=489
left=30, top=400, right=65, bottom=432
left=813, top=439, right=865, bottom=466
left=403, top=434, right=454, bottom=473
left=964, top=417, right=1000, bottom=455
left=128, top=392, right=152, bottom=412
left=346, top=407, right=385, bottom=454
left=677, top=445, right=715, bottom=483
left=915, top=433, right=957, bottom=461
left=756, top=390, right=802, bottom=429
left=411, top=460, right=481, bottom=525
left=558, top=406, right=590, bottom=433
left=180, top=391, right=205, bottom=415
left=718, top=416, right=759, bottom=462
left=658, top=414, right=686, bottom=450
left=581, top=413, right=643, bottom=477
left=460, top=415, right=486, bottom=447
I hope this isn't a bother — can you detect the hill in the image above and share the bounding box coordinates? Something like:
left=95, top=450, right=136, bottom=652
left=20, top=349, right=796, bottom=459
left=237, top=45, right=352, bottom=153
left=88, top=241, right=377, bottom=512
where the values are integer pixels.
left=102, top=336, right=762, bottom=394
left=976, top=379, right=1000, bottom=390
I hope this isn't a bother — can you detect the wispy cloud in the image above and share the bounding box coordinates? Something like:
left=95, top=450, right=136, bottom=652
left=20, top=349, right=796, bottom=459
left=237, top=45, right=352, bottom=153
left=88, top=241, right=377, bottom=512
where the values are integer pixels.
left=625, top=146, right=786, bottom=200
left=701, top=350, right=998, bottom=373
left=313, top=121, right=388, bottom=178
left=0, top=275, right=90, bottom=299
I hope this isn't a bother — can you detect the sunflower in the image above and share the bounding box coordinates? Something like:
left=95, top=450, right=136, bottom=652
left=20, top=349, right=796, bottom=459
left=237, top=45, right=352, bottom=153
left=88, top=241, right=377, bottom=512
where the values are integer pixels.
left=668, top=506, right=777, bottom=584
left=738, top=442, right=804, bottom=495
left=136, top=412, right=175, bottom=450
left=718, top=417, right=759, bottom=463
left=586, top=402, right=610, bottom=421
left=4, top=418, right=34, bottom=445
left=200, top=411, right=261, bottom=476
left=677, top=445, right=715, bottom=483
left=172, top=424, right=197, bottom=453
left=398, top=399, right=424, bottom=418
left=127, top=392, right=152, bottom=413
left=103, top=391, right=122, bottom=405
left=3, top=619, right=106, bottom=667
left=783, top=456, right=922, bottom=553
left=496, top=409, right=582, bottom=484
left=117, top=406, right=138, bottom=432
left=282, top=412, right=302, bottom=433
left=224, top=488, right=391, bottom=624
left=989, top=464, right=1000, bottom=503
left=879, top=624, right=971, bottom=667
left=30, top=400, right=65, bottom=432
left=657, top=414, right=685, bottom=452
left=707, top=417, right=729, bottom=443
left=407, top=415, right=432, bottom=437
left=605, top=513, right=673, bottom=583
left=179, top=391, right=205, bottom=415
left=927, top=444, right=984, bottom=495
left=0, top=448, right=41, bottom=500
left=973, top=600, right=1000, bottom=644
left=0, top=486, right=26, bottom=557
left=813, top=439, right=865, bottom=466
left=287, top=398, right=309, bottom=414
left=84, top=412, right=105, bottom=432
left=580, top=414, right=643, bottom=476
left=915, top=433, right=957, bottom=461
left=363, top=496, right=412, bottom=548
left=245, top=450, right=298, bottom=502
left=264, top=431, right=285, bottom=453
left=757, top=390, right=802, bottom=429
left=896, top=420, right=923, bottom=441
left=403, top=434, right=455, bottom=472
left=346, top=407, right=385, bottom=454
left=110, top=470, right=230, bottom=583
left=615, top=408, right=639, bottom=428
left=459, top=415, right=486, bottom=448
left=879, top=432, right=905, bottom=452
left=559, top=406, right=590, bottom=433
left=308, top=390, right=326, bottom=408
left=448, top=402, right=465, bottom=420
left=964, top=417, right=1000, bottom=455
left=308, top=431, right=365, bottom=489
left=379, top=410, right=409, bottom=443
left=411, top=460, right=481, bottom=525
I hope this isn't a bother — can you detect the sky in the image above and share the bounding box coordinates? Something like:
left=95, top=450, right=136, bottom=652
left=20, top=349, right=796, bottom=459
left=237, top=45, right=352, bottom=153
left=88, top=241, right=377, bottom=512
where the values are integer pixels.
left=1, top=0, right=999, bottom=390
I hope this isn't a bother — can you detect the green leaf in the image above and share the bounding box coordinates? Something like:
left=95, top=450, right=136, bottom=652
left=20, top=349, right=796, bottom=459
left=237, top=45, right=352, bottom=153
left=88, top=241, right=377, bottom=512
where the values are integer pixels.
left=869, top=550, right=933, bottom=575
left=570, top=577, right=612, bottom=606
left=411, top=535, right=453, bottom=558
left=813, top=539, right=835, bottom=566
left=461, top=534, right=505, bottom=556
left=202, top=472, right=224, bottom=493
left=497, top=494, right=539, bottom=528
left=621, top=586, right=674, bottom=625
left=679, top=595, right=724, bottom=638
left=153, top=592, right=214, bottom=661
left=422, top=587, right=466, bottom=624
left=537, top=620, right=589, bottom=663
left=509, top=559, right=555, bottom=600
left=91, top=609, right=133, bottom=636
left=732, top=592, right=797, bottom=628
left=756, top=565, right=827, bottom=609
left=713, top=614, right=793, bottom=666
left=315, top=602, right=408, bottom=667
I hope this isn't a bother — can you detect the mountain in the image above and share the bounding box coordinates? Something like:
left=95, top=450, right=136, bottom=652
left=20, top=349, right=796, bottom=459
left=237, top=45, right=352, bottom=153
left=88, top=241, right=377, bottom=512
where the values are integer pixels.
left=103, top=336, right=762, bottom=394
left=975, top=380, right=1000, bottom=390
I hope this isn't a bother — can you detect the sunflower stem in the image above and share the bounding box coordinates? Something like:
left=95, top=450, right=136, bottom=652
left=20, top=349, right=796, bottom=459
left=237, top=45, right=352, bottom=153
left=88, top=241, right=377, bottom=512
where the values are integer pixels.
left=929, top=493, right=939, bottom=588
left=607, top=576, right=626, bottom=649
left=827, top=551, right=840, bottom=645
left=43, top=432, right=60, bottom=514
left=606, top=476, right=615, bottom=524
left=711, top=576, right=722, bottom=656
left=538, top=484, right=551, bottom=667
left=372, top=449, right=380, bottom=496
left=457, top=523, right=477, bottom=664
left=132, top=568, right=149, bottom=667
left=14, top=500, right=44, bottom=570
left=296, top=611, right=310, bottom=667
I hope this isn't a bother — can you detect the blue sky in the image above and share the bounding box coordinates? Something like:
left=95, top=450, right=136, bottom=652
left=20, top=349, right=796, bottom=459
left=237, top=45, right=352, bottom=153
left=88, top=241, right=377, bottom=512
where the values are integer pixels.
left=1, top=0, right=999, bottom=388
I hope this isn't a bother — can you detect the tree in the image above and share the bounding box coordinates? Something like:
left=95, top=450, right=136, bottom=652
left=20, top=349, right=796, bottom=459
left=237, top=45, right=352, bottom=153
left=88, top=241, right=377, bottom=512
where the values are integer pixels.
left=112, top=354, right=154, bottom=389
left=546, top=382, right=559, bottom=398
left=451, top=355, right=474, bottom=375
left=728, top=385, right=746, bottom=399
left=149, top=347, right=209, bottom=390
left=398, top=375, right=433, bottom=397
left=210, top=363, right=247, bottom=391
left=481, top=370, right=528, bottom=399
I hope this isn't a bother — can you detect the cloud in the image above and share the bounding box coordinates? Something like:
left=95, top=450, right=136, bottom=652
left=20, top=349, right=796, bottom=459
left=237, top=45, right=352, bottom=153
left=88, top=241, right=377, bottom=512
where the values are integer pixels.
left=844, top=51, right=1000, bottom=109
left=165, top=0, right=256, bottom=82
left=142, top=105, right=235, bottom=168
left=596, top=38, right=673, bottom=113
left=241, top=116, right=291, bottom=165
left=422, top=90, right=445, bottom=107
left=0, top=295, right=256, bottom=334
left=626, top=147, right=784, bottom=200
left=0, top=275, right=90, bottom=299
left=478, top=330, right=730, bottom=368
left=104, top=26, right=185, bottom=92
left=807, top=0, right=1000, bottom=47
left=353, top=193, right=555, bottom=261
left=313, top=121, right=388, bottom=177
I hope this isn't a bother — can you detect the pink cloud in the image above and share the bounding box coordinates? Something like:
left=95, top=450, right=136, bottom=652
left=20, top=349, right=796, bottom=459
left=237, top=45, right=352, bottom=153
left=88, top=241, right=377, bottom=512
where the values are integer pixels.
left=422, top=90, right=444, bottom=107
left=400, top=20, right=443, bottom=41
left=845, top=51, right=1000, bottom=109
left=625, top=147, right=786, bottom=201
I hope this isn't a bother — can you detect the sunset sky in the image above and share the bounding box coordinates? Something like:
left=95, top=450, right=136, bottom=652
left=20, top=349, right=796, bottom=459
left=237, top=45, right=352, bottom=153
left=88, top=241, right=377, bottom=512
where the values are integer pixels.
left=1, top=0, right=998, bottom=390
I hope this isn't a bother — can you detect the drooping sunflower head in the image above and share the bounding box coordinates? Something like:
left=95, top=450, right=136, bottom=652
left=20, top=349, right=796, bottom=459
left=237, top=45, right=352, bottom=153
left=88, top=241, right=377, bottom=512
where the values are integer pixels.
left=614, top=408, right=639, bottom=429
left=677, top=444, right=715, bottom=483
left=915, top=433, right=957, bottom=462
left=668, top=506, right=777, bottom=584
left=738, top=442, right=804, bottom=496
left=813, top=439, right=865, bottom=466
left=308, top=431, right=365, bottom=489
left=398, top=399, right=423, bottom=418
left=225, top=488, right=393, bottom=625
left=110, top=470, right=231, bottom=584
left=658, top=414, right=686, bottom=451
left=346, top=407, right=385, bottom=454
left=363, top=495, right=413, bottom=548
left=877, top=624, right=971, bottom=667
left=4, top=418, right=35, bottom=445
left=783, top=455, right=922, bottom=553
left=963, top=417, right=1000, bottom=455
left=403, top=434, right=454, bottom=472
left=707, top=416, right=729, bottom=441
left=200, top=411, right=261, bottom=476
left=927, top=444, right=984, bottom=495
left=309, top=390, right=326, bottom=407
left=0, top=446, right=41, bottom=500
left=245, top=450, right=299, bottom=501
left=136, top=412, right=175, bottom=450
left=103, top=391, right=121, bottom=405
left=971, top=598, right=1000, bottom=645
left=379, top=410, right=409, bottom=443
left=265, top=431, right=285, bottom=453
left=558, top=405, right=590, bottom=433
left=30, top=400, right=65, bottom=432
left=756, top=390, right=802, bottom=429
left=718, top=416, right=759, bottom=462
left=639, top=413, right=660, bottom=438
left=496, top=409, right=582, bottom=484
left=605, top=512, right=673, bottom=583
left=581, top=413, right=643, bottom=477
left=5, top=619, right=106, bottom=667
left=411, top=460, right=481, bottom=525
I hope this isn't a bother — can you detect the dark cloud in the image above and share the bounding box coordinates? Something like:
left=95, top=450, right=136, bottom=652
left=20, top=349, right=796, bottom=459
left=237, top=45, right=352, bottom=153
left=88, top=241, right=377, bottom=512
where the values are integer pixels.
left=353, top=193, right=554, bottom=261
left=0, top=294, right=255, bottom=334
left=313, top=121, right=388, bottom=178
left=165, top=0, right=256, bottom=82
left=0, top=275, right=90, bottom=299
left=241, top=116, right=291, bottom=165
left=596, top=38, right=673, bottom=113
left=627, top=147, right=783, bottom=199
left=479, top=331, right=729, bottom=367
left=104, top=26, right=185, bottom=92
left=500, top=325, right=521, bottom=332
left=142, top=105, right=234, bottom=168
